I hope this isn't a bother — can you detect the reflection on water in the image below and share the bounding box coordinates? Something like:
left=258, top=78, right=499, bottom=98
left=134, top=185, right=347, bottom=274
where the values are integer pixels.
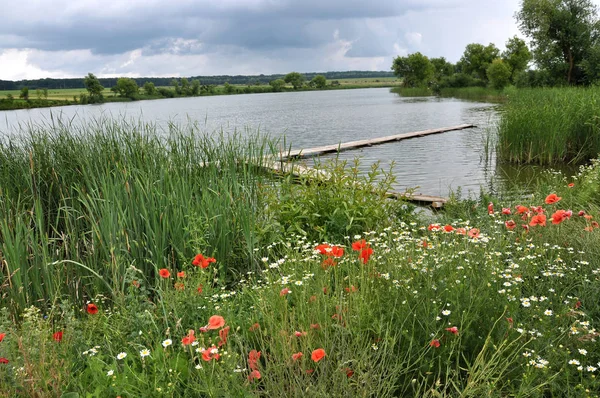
left=0, top=88, right=574, bottom=198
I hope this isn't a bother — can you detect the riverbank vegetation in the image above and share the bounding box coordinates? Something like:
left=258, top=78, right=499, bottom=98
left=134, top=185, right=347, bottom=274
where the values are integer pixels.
left=1, top=119, right=600, bottom=396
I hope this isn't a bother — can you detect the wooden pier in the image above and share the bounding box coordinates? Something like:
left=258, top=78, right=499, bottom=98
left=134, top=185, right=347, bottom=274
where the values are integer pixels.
left=278, top=124, right=475, bottom=160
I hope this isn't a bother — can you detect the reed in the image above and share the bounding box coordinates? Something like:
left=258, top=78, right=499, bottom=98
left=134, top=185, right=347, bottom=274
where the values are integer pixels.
left=497, top=87, right=600, bottom=165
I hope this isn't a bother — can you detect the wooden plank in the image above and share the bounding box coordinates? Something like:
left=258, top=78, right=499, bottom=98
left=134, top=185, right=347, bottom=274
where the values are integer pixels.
left=278, top=124, right=475, bottom=160
left=256, top=160, right=447, bottom=208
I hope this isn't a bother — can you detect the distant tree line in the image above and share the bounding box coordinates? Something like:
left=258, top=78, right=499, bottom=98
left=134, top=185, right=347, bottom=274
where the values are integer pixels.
left=0, top=71, right=395, bottom=91
left=392, top=0, right=600, bottom=90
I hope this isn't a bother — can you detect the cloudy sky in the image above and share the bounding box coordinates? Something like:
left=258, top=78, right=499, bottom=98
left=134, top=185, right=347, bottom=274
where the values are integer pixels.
left=0, top=0, right=577, bottom=80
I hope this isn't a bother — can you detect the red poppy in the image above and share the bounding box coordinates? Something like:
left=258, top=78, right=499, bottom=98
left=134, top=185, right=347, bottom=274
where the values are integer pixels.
left=579, top=210, right=586, bottom=217
left=197, top=284, right=203, bottom=294
left=0, top=358, right=8, bottom=364
left=351, top=239, right=368, bottom=251
left=445, top=326, right=459, bottom=335
left=531, top=206, right=545, bottom=214
left=505, top=220, right=516, bottom=230
left=551, top=210, right=569, bottom=224
left=529, top=214, right=547, bottom=227
left=182, top=330, right=195, bottom=345
left=218, top=326, right=230, bottom=347
left=443, top=224, right=454, bottom=233
left=159, top=268, right=170, bottom=278
left=321, top=257, right=337, bottom=269
left=468, top=228, right=480, bottom=239
left=310, top=323, right=320, bottom=329
left=345, top=367, right=354, bottom=378
left=248, top=370, right=261, bottom=381
left=427, top=224, right=441, bottom=232
left=545, top=193, right=561, bottom=204
left=593, top=221, right=599, bottom=228
left=311, top=348, right=326, bottom=362
left=331, top=246, right=344, bottom=257
left=488, top=202, right=494, bottom=215
left=429, top=339, right=440, bottom=348
left=315, top=244, right=331, bottom=254
left=584, top=214, right=593, bottom=220
left=86, top=303, right=98, bottom=315
left=584, top=226, right=594, bottom=232
left=309, top=295, right=317, bottom=303
left=522, top=224, right=530, bottom=231
left=455, top=228, right=466, bottom=235
left=174, top=282, right=185, bottom=291
left=294, top=331, right=307, bottom=337
left=516, top=205, right=529, bottom=214
left=292, top=352, right=303, bottom=361
left=502, top=208, right=511, bottom=215
left=344, top=285, right=358, bottom=293
left=0, top=333, right=5, bottom=342
left=306, top=369, right=314, bottom=375
left=358, top=247, right=374, bottom=264
left=131, top=280, right=140, bottom=288
left=53, top=331, right=63, bottom=342
left=248, top=350, right=261, bottom=370
left=249, top=323, right=260, bottom=332
left=202, top=346, right=220, bottom=361
left=177, top=271, right=186, bottom=278
left=575, top=301, right=582, bottom=309
left=568, top=183, right=575, bottom=188
left=506, top=317, right=513, bottom=327
left=192, top=253, right=216, bottom=269
left=207, top=315, right=225, bottom=330
left=280, top=287, right=291, bottom=296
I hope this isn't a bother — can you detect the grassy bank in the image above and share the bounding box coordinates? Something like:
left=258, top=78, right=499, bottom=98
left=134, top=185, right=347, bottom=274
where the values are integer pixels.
left=497, top=87, right=600, bottom=165
left=393, top=86, right=509, bottom=103
left=1, top=119, right=600, bottom=396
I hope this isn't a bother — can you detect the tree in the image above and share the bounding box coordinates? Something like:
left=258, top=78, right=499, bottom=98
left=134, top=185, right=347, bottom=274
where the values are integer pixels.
left=180, top=78, right=191, bottom=96
left=115, top=78, right=138, bottom=99
left=284, top=72, right=305, bottom=89
left=171, top=79, right=181, bottom=95
left=191, top=79, right=201, bottom=95
left=19, top=87, right=29, bottom=100
left=143, top=82, right=157, bottom=96
left=458, top=43, right=500, bottom=81
left=502, top=37, right=532, bottom=82
left=84, top=73, right=104, bottom=103
left=391, top=52, right=434, bottom=87
left=430, top=57, right=455, bottom=80
left=487, top=59, right=512, bottom=89
left=516, top=0, right=600, bottom=84
left=269, top=79, right=286, bottom=92
left=311, top=75, right=327, bottom=89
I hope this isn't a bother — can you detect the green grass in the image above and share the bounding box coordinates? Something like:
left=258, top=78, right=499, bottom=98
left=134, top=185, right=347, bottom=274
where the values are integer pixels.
left=497, top=87, right=600, bottom=165
left=438, top=87, right=509, bottom=103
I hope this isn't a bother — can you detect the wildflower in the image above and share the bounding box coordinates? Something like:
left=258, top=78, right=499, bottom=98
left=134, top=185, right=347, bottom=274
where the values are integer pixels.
left=568, top=183, right=575, bottom=188
left=531, top=206, right=544, bottom=214
left=117, top=352, right=127, bottom=360
left=455, top=228, right=466, bottom=235
left=529, top=214, right=547, bottom=227
left=207, top=315, right=226, bottom=330
left=330, top=246, right=344, bottom=257
left=197, top=285, right=203, bottom=294
left=131, top=280, right=140, bottom=288
left=427, top=224, right=441, bottom=231
left=280, top=287, right=291, bottom=296
left=488, top=202, right=494, bottom=214
left=311, top=348, right=326, bottom=362
left=578, top=210, right=586, bottom=217
left=292, top=352, right=303, bottom=361
left=249, top=323, right=260, bottom=332
left=0, top=332, right=4, bottom=342
left=468, top=228, right=480, bottom=239
left=551, top=210, right=569, bottom=224
left=579, top=349, right=588, bottom=356
left=192, top=253, right=216, bottom=269
left=248, top=350, right=261, bottom=370
left=544, top=309, right=553, bottom=316
left=162, top=339, right=173, bottom=348
left=502, top=208, right=512, bottom=215
left=445, top=327, right=459, bottom=335
left=177, top=271, right=186, bottom=278
left=344, top=285, right=358, bottom=293
left=505, top=219, right=517, bottom=230
left=516, top=205, right=529, bottom=214
left=358, top=246, right=374, bottom=264
left=0, top=358, right=8, bottom=364
left=430, top=339, right=440, bottom=348
left=248, top=370, right=261, bottom=381
left=218, top=326, right=230, bottom=347
left=174, top=282, right=185, bottom=291
left=87, top=303, right=98, bottom=315
left=53, top=331, right=63, bottom=342
left=443, top=224, right=454, bottom=232
left=351, top=239, right=369, bottom=250
left=159, top=268, right=170, bottom=278
left=202, top=346, right=220, bottom=361
left=306, top=369, right=314, bottom=375
left=140, top=348, right=151, bottom=358
left=310, top=323, right=320, bottom=329
left=107, top=370, right=114, bottom=376
left=545, top=193, right=561, bottom=204
left=321, top=257, right=337, bottom=269
left=182, top=330, right=196, bottom=345
left=587, top=366, right=597, bottom=372
left=294, top=331, right=307, bottom=337
left=345, top=367, right=354, bottom=378
left=315, top=244, right=331, bottom=255
left=569, top=359, right=581, bottom=366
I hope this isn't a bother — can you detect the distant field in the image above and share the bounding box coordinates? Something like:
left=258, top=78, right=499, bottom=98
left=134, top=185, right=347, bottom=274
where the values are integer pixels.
left=1, top=88, right=111, bottom=101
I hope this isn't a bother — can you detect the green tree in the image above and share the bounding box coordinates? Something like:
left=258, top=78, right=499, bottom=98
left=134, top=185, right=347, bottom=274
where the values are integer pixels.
left=171, top=79, right=181, bottom=95
left=19, top=87, right=29, bottom=100
left=284, top=72, right=305, bottom=89
left=143, top=82, right=157, bottom=96
left=516, top=0, right=600, bottom=84
left=42, top=88, right=48, bottom=99
left=458, top=43, right=500, bottom=81
left=391, top=52, right=435, bottom=87
left=269, top=79, right=286, bottom=92
left=430, top=57, right=455, bottom=80
left=115, top=78, right=139, bottom=99
left=191, top=79, right=201, bottom=95
left=487, top=59, right=512, bottom=89
left=502, top=37, right=532, bottom=82
left=311, top=75, right=327, bottom=89
left=84, top=73, right=104, bottom=103
left=180, top=77, right=191, bottom=96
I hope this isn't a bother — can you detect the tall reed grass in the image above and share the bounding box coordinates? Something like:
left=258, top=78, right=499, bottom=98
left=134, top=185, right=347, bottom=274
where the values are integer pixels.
left=497, top=87, right=600, bottom=165
left=0, top=117, right=276, bottom=315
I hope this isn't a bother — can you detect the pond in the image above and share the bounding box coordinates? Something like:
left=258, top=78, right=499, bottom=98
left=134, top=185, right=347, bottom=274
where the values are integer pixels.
left=0, top=88, right=566, bottom=198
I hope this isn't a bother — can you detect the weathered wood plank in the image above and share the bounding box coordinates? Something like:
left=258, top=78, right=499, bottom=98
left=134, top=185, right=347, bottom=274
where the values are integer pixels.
left=278, top=124, right=475, bottom=160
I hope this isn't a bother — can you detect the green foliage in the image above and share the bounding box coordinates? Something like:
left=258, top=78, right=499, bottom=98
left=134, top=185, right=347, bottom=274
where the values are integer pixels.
left=487, top=59, right=512, bottom=89
left=502, top=36, right=532, bottom=82
left=391, top=52, right=435, bottom=87
left=284, top=72, right=305, bottom=90
left=498, top=87, right=600, bottom=164
left=19, top=86, right=29, bottom=100
left=83, top=73, right=104, bottom=103
left=517, top=0, right=600, bottom=85
left=269, top=79, right=286, bottom=92
left=430, top=57, right=455, bottom=80
left=311, top=75, right=327, bottom=89
left=191, top=79, right=201, bottom=95
left=143, top=81, right=156, bottom=96
left=458, top=43, right=501, bottom=81
left=115, top=78, right=139, bottom=99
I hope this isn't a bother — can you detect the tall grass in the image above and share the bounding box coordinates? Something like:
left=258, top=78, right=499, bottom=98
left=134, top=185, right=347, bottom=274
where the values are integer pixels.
left=0, top=117, right=276, bottom=315
left=497, top=87, right=600, bottom=165
left=438, top=87, right=510, bottom=103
